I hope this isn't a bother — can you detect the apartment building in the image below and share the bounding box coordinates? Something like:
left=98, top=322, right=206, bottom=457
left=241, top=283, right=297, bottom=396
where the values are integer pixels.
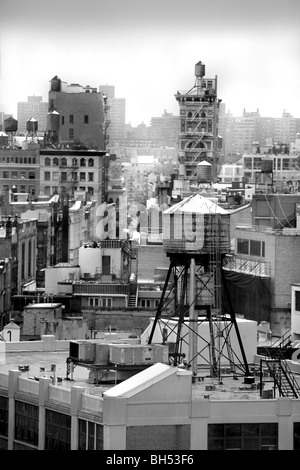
left=39, top=149, right=108, bottom=205
left=46, top=76, right=105, bottom=150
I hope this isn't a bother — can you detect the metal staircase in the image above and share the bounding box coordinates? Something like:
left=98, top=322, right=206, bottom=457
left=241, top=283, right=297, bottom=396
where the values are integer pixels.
left=263, top=357, right=300, bottom=398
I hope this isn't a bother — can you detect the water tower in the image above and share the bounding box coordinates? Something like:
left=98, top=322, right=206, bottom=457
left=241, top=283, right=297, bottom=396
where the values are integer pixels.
left=26, top=117, right=38, bottom=142
left=4, top=117, right=18, bottom=148
left=256, top=156, right=274, bottom=193
left=147, top=193, right=251, bottom=381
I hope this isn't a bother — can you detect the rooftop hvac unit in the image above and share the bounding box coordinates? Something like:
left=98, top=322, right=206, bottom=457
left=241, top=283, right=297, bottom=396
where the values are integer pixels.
left=69, top=341, right=95, bottom=362
left=109, top=344, right=169, bottom=365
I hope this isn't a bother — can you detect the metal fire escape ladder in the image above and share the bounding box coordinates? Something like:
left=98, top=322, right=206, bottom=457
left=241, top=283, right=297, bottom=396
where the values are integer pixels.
left=262, top=350, right=300, bottom=398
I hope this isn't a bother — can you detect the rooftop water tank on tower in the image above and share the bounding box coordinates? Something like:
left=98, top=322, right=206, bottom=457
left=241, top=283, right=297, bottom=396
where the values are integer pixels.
left=195, top=61, right=205, bottom=78
left=261, top=156, right=273, bottom=173
left=0, top=131, right=8, bottom=147
left=197, top=160, right=212, bottom=183
left=26, top=117, right=38, bottom=133
left=162, top=193, right=231, bottom=254
left=50, top=75, right=61, bottom=92
left=4, top=117, right=18, bottom=133
left=47, top=110, right=60, bottom=133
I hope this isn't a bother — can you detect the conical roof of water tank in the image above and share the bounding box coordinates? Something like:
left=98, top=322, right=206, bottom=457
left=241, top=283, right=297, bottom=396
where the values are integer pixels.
left=162, top=193, right=230, bottom=254
left=163, top=193, right=228, bottom=215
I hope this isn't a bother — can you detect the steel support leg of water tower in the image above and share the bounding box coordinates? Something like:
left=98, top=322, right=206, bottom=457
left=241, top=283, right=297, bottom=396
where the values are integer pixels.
left=188, top=257, right=198, bottom=380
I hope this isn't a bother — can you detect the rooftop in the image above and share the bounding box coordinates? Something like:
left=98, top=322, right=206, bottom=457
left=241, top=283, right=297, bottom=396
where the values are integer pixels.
left=1, top=338, right=299, bottom=401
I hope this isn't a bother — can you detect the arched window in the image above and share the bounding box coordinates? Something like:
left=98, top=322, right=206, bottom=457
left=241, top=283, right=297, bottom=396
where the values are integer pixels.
left=61, top=158, right=67, bottom=167
left=53, top=157, right=59, bottom=166
left=88, top=158, right=94, bottom=167
left=80, top=158, right=86, bottom=167
left=72, top=158, right=78, bottom=167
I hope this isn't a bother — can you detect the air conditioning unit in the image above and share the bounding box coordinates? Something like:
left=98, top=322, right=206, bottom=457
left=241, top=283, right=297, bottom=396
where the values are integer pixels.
left=69, top=341, right=95, bottom=362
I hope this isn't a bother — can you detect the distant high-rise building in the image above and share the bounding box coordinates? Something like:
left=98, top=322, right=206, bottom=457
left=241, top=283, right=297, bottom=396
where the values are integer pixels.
left=46, top=76, right=105, bottom=149
left=234, top=109, right=261, bottom=155
left=17, top=96, right=48, bottom=134
left=274, top=111, right=297, bottom=145
left=99, top=85, right=126, bottom=145
left=149, top=110, right=180, bottom=147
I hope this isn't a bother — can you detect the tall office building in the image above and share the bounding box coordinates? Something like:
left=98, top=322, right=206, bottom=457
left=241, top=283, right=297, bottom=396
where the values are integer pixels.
left=99, top=85, right=126, bottom=145
left=17, top=96, right=48, bottom=134
left=46, top=76, right=105, bottom=150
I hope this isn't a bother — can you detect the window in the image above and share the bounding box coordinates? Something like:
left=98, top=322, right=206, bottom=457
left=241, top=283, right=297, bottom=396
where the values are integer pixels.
left=78, top=419, right=103, bottom=450
left=28, top=240, right=32, bottom=276
left=72, top=158, right=78, bottom=167
left=80, top=158, right=86, bottom=167
left=237, top=238, right=265, bottom=258
left=102, top=298, right=112, bottom=308
left=62, top=116, right=65, bottom=125
left=237, top=238, right=249, bottom=255
left=208, top=423, right=278, bottom=450
left=139, top=299, right=151, bottom=308
left=87, top=187, right=94, bottom=196
left=89, top=298, right=99, bottom=307
left=295, top=291, right=300, bottom=311
left=0, top=396, right=8, bottom=437
left=12, top=171, right=18, bottom=179
left=61, top=172, right=67, bottom=182
left=15, top=401, right=39, bottom=446
left=21, top=243, right=25, bottom=279
left=88, top=158, right=94, bottom=167
left=88, top=172, right=94, bottom=182
left=69, top=128, right=74, bottom=139
left=69, top=114, right=74, bottom=124
left=45, top=410, right=71, bottom=450
left=44, top=172, right=51, bottom=181
left=53, top=157, right=59, bottom=166
left=294, top=423, right=300, bottom=450
left=52, top=172, right=59, bottom=181
left=20, top=185, right=26, bottom=193
left=72, top=172, right=78, bottom=181
left=28, top=171, right=35, bottom=179
left=44, top=186, right=50, bottom=195
left=80, top=172, right=86, bottom=182
left=61, top=158, right=67, bottom=167
left=84, top=115, right=89, bottom=124
left=3, top=171, right=9, bottom=178
left=20, top=171, right=26, bottom=179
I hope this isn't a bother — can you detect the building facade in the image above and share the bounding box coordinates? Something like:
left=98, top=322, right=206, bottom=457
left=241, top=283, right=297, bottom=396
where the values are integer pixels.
left=46, top=76, right=105, bottom=150
left=175, top=61, right=221, bottom=186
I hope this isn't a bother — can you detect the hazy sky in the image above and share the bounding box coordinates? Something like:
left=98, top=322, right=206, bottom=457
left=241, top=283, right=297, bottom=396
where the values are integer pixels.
left=0, top=0, right=299, bottom=126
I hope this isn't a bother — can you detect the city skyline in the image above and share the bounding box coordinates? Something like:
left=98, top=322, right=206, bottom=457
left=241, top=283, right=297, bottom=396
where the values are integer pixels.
left=0, top=0, right=299, bottom=126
